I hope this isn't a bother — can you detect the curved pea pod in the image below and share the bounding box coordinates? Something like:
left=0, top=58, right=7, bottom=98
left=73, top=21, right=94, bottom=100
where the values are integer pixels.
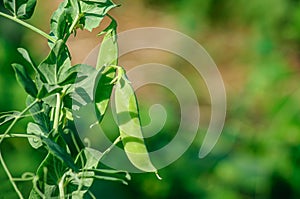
left=114, top=72, right=157, bottom=173
left=93, top=18, right=118, bottom=123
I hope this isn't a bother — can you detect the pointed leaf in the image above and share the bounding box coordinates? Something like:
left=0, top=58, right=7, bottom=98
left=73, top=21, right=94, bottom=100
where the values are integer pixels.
left=42, top=137, right=79, bottom=172
left=61, top=122, right=85, bottom=158
left=50, top=0, right=79, bottom=40
left=26, top=96, right=50, bottom=131
left=58, top=64, right=87, bottom=86
left=17, top=48, right=47, bottom=83
left=36, top=152, right=67, bottom=187
left=79, top=0, right=117, bottom=32
left=38, top=40, right=71, bottom=85
left=4, top=0, right=37, bottom=19
left=37, top=84, right=63, bottom=99
left=12, top=63, right=38, bottom=97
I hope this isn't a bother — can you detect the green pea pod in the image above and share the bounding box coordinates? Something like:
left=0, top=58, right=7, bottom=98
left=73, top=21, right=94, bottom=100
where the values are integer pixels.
left=96, top=17, right=118, bottom=69
left=95, top=66, right=116, bottom=122
left=114, top=71, right=157, bottom=173
left=94, top=17, right=118, bottom=123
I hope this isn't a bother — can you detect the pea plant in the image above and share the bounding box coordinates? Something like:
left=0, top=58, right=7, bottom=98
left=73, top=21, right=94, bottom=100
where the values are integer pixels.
left=0, top=0, right=159, bottom=198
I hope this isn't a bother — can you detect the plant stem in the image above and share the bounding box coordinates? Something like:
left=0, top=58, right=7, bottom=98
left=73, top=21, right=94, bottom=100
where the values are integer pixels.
left=68, top=13, right=80, bottom=36
left=0, top=99, right=39, bottom=144
left=100, top=136, right=121, bottom=160
left=0, top=151, right=24, bottom=199
left=53, top=93, right=61, bottom=132
left=58, top=172, right=67, bottom=199
left=0, top=12, right=56, bottom=43
left=0, top=133, right=38, bottom=139
left=0, top=99, right=38, bottom=199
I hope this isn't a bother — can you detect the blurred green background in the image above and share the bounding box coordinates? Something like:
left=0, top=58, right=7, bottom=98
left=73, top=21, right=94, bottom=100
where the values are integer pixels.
left=1, top=0, right=300, bottom=198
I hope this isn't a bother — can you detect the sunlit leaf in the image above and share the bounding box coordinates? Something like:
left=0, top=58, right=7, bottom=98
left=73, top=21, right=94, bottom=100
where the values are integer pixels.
left=79, top=0, right=117, bottom=32
left=38, top=40, right=71, bottom=85
left=3, top=0, right=37, bottom=19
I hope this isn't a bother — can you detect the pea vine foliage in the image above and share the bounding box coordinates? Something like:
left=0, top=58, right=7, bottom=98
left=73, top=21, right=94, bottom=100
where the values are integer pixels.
left=0, top=0, right=160, bottom=198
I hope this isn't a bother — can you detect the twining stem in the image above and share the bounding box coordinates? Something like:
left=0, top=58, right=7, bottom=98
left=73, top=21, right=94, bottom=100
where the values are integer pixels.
left=0, top=99, right=38, bottom=199
left=0, top=99, right=39, bottom=144
left=53, top=93, right=61, bottom=132
left=0, top=12, right=56, bottom=43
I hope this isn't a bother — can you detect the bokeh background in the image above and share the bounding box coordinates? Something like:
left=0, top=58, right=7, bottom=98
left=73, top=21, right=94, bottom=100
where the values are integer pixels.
left=1, top=0, right=300, bottom=198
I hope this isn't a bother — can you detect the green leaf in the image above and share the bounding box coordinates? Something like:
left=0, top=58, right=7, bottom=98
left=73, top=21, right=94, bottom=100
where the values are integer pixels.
left=37, top=84, right=63, bottom=99
left=42, top=137, right=79, bottom=172
left=83, top=147, right=102, bottom=169
left=50, top=0, right=116, bottom=39
left=17, top=48, right=47, bottom=83
left=26, top=96, right=50, bottom=131
left=36, top=152, right=66, bottom=190
left=27, top=122, right=44, bottom=149
left=69, top=64, right=98, bottom=110
left=79, top=0, right=117, bottom=32
left=61, top=122, right=85, bottom=158
left=50, top=0, right=79, bottom=40
left=115, top=71, right=157, bottom=173
left=58, top=64, right=87, bottom=86
left=17, top=48, right=36, bottom=69
left=12, top=63, right=38, bottom=97
left=38, top=40, right=71, bottom=85
left=3, top=0, right=37, bottom=19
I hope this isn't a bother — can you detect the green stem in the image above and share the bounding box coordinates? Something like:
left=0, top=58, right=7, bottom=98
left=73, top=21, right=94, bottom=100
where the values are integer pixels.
left=53, top=94, right=61, bottom=132
left=64, top=11, right=81, bottom=43
left=0, top=133, right=38, bottom=139
left=0, top=99, right=38, bottom=199
left=0, top=99, right=39, bottom=144
left=100, top=136, right=121, bottom=160
left=68, top=13, right=79, bottom=35
left=33, top=176, right=46, bottom=199
left=0, top=12, right=56, bottom=43
left=0, top=151, right=24, bottom=199
left=58, top=172, right=67, bottom=199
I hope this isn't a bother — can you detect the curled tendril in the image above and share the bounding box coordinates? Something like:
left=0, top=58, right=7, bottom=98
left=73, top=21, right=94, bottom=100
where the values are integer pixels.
left=13, top=172, right=35, bottom=181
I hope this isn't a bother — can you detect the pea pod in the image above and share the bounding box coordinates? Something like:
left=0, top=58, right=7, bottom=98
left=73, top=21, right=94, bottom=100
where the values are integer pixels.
left=114, top=71, right=157, bottom=173
left=96, top=17, right=118, bottom=69
left=94, top=18, right=118, bottom=122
